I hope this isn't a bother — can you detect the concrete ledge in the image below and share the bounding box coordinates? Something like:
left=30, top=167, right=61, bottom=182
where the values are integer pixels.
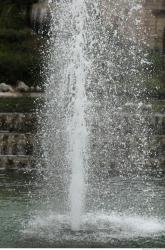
left=0, top=92, right=43, bottom=98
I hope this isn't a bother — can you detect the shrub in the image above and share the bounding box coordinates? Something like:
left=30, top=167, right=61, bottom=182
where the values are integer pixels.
left=0, top=1, right=42, bottom=87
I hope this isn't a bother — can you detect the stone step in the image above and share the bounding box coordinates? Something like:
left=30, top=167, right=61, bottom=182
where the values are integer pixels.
left=0, top=133, right=34, bottom=155
left=0, top=113, right=37, bottom=132
left=0, top=155, right=164, bottom=175
left=91, top=113, right=165, bottom=136
left=0, top=155, right=34, bottom=172
left=0, top=111, right=164, bottom=134
left=150, top=135, right=165, bottom=158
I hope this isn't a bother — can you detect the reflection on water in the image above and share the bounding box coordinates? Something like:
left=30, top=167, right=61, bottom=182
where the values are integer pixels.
left=0, top=172, right=165, bottom=247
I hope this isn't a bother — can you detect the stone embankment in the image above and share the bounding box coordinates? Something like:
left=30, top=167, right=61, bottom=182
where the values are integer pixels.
left=0, top=82, right=42, bottom=94
left=0, top=90, right=39, bottom=172
left=0, top=87, right=164, bottom=173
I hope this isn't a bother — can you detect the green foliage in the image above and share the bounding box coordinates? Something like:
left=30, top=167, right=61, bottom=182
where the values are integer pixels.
left=0, top=29, right=31, bottom=43
left=0, top=1, right=41, bottom=87
left=0, top=47, right=40, bottom=86
left=0, top=3, right=26, bottom=30
left=0, top=28, right=41, bottom=86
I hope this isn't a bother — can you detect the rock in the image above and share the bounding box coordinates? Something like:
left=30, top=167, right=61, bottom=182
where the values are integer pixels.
left=16, top=81, right=29, bottom=92
left=30, top=86, right=35, bottom=92
left=35, top=85, right=42, bottom=92
left=0, top=83, right=13, bottom=92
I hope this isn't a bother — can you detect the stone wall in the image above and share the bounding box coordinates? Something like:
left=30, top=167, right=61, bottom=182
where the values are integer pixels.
left=0, top=97, right=37, bottom=172
left=143, top=0, right=165, bottom=52
left=0, top=113, right=36, bottom=172
left=101, top=0, right=165, bottom=52
left=0, top=97, right=164, bottom=173
left=28, top=0, right=165, bottom=52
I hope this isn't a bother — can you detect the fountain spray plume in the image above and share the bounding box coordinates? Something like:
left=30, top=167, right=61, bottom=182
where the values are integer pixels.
left=66, top=0, right=89, bottom=231
left=38, top=0, right=152, bottom=233
left=39, top=0, right=97, bottom=231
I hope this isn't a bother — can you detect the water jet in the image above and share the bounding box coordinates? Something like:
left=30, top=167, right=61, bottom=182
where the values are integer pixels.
left=35, top=0, right=165, bottom=239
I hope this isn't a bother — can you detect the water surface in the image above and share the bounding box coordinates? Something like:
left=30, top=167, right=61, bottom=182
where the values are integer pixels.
left=0, top=172, right=165, bottom=248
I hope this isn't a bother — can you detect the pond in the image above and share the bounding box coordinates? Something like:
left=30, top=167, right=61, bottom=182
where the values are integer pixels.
left=0, top=172, right=165, bottom=248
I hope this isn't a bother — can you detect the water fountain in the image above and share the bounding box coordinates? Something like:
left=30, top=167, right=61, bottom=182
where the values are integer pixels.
left=0, top=0, right=165, bottom=248
left=39, top=0, right=150, bottom=224
left=22, top=0, right=165, bottom=246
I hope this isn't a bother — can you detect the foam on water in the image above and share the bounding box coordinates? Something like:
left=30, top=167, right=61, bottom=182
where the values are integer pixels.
left=23, top=212, right=165, bottom=241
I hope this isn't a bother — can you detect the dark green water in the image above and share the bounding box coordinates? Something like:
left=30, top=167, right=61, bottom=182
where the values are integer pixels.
left=0, top=172, right=165, bottom=248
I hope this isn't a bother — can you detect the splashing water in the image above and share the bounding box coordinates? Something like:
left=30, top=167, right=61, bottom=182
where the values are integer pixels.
left=66, top=0, right=89, bottom=231
left=36, top=0, right=156, bottom=233
left=39, top=0, right=93, bottom=231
